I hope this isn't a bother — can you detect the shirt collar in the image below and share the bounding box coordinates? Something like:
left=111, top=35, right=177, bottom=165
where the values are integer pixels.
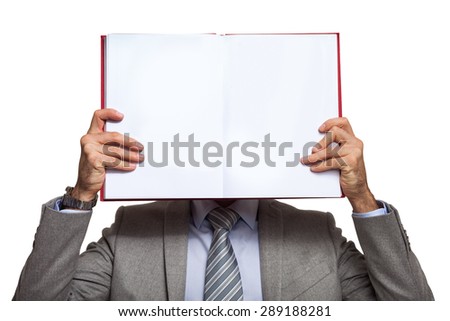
left=191, top=199, right=259, bottom=230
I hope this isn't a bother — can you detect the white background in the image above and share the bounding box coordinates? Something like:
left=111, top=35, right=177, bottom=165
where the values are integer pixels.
left=1, top=0, right=448, bottom=319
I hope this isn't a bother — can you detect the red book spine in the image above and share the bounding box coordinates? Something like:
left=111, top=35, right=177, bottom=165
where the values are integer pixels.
left=100, top=35, right=106, bottom=201
left=336, top=33, right=342, bottom=118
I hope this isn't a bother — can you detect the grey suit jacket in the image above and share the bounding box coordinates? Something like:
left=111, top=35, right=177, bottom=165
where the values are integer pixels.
left=14, top=199, right=433, bottom=300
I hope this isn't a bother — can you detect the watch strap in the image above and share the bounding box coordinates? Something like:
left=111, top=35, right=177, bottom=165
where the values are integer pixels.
left=61, top=186, right=98, bottom=210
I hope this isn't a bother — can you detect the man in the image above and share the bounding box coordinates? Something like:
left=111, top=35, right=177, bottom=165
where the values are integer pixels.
left=13, top=109, right=433, bottom=300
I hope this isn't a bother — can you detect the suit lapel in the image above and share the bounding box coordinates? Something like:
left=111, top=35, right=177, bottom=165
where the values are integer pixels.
left=163, top=200, right=190, bottom=300
left=258, top=200, right=283, bottom=300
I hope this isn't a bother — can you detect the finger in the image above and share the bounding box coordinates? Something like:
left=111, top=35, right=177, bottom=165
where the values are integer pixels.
left=301, top=145, right=340, bottom=165
left=102, top=144, right=144, bottom=163
left=313, top=126, right=353, bottom=151
left=87, top=108, right=124, bottom=134
left=309, top=158, right=344, bottom=172
left=95, top=132, right=144, bottom=150
left=100, top=154, right=138, bottom=171
left=319, top=117, right=354, bottom=136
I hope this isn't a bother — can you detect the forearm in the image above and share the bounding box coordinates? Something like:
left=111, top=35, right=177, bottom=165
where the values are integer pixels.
left=13, top=198, right=92, bottom=300
left=353, top=202, right=434, bottom=300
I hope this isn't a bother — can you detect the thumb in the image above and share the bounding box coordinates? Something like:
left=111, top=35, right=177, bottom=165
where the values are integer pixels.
left=87, top=108, right=124, bottom=134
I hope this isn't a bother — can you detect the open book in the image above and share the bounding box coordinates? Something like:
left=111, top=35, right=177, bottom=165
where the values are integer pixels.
left=101, top=33, right=342, bottom=200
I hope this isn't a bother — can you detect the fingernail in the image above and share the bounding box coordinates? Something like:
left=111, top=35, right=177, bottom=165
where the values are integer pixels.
left=139, top=153, right=145, bottom=162
left=117, top=111, right=124, bottom=117
left=136, top=142, right=144, bottom=149
left=319, top=123, right=326, bottom=131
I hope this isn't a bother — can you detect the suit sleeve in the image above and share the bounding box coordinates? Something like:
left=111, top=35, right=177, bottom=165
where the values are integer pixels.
left=13, top=198, right=124, bottom=301
left=325, top=212, right=377, bottom=300
left=352, top=202, right=434, bottom=300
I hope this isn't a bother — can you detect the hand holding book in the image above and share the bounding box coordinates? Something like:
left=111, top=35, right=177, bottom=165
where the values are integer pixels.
left=301, top=117, right=379, bottom=212
left=72, top=108, right=144, bottom=202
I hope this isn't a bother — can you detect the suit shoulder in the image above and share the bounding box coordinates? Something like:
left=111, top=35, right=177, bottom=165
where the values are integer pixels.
left=266, top=199, right=332, bottom=222
left=108, top=201, right=170, bottom=229
left=115, top=200, right=190, bottom=223
left=119, top=201, right=171, bottom=216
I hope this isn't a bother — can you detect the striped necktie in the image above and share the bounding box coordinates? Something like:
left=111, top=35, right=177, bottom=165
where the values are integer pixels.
left=204, top=207, right=244, bottom=301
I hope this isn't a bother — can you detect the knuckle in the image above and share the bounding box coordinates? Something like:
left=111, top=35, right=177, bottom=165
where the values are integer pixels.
left=107, top=144, right=124, bottom=159
left=329, top=146, right=340, bottom=157
left=111, top=131, right=123, bottom=142
left=103, top=156, right=118, bottom=167
left=357, top=138, right=364, bottom=150
left=81, top=142, right=95, bottom=156
left=80, top=134, right=90, bottom=146
left=354, top=148, right=363, bottom=158
left=81, top=143, right=91, bottom=155
left=130, top=151, right=140, bottom=161
left=86, top=153, right=98, bottom=166
left=328, top=127, right=338, bottom=138
left=93, top=109, right=103, bottom=118
left=325, top=130, right=334, bottom=140
left=100, top=143, right=112, bottom=155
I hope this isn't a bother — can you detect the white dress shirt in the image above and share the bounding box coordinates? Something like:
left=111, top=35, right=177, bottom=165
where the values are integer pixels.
left=185, top=199, right=262, bottom=300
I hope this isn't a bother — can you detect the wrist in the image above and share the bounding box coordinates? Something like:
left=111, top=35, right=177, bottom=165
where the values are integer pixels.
left=348, top=189, right=379, bottom=213
left=72, top=185, right=98, bottom=202
left=61, top=186, right=98, bottom=210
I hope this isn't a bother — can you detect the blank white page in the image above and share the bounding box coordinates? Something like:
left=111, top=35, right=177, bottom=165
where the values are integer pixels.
left=222, top=34, right=341, bottom=198
left=104, top=34, right=224, bottom=199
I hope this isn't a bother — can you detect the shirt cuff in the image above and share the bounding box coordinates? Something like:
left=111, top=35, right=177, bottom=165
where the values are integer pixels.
left=352, top=201, right=388, bottom=218
left=54, top=198, right=91, bottom=214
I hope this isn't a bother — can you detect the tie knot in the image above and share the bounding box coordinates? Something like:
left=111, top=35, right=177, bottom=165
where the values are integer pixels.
left=207, top=207, right=240, bottom=232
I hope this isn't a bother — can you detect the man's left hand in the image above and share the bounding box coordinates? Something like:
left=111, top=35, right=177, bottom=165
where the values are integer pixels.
left=301, top=117, right=379, bottom=213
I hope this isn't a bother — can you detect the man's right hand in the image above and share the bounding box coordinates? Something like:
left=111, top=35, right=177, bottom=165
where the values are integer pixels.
left=71, top=108, right=144, bottom=201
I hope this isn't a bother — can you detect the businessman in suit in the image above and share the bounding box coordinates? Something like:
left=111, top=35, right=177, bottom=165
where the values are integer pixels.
left=14, top=108, right=433, bottom=300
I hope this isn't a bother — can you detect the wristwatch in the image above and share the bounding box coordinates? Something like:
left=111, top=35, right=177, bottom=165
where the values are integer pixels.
left=61, top=186, right=98, bottom=210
